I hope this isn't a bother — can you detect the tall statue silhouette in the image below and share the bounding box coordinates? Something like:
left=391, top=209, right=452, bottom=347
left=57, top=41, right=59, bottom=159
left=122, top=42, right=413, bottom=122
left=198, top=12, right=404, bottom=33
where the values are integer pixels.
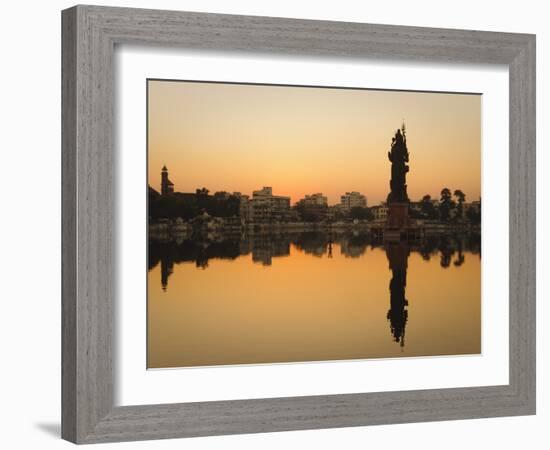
left=385, top=124, right=411, bottom=233
left=386, top=242, right=410, bottom=347
left=387, top=124, right=410, bottom=204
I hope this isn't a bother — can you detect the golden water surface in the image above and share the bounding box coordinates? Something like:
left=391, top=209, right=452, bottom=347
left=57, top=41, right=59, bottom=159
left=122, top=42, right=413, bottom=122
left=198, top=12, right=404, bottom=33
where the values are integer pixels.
left=147, top=234, right=481, bottom=368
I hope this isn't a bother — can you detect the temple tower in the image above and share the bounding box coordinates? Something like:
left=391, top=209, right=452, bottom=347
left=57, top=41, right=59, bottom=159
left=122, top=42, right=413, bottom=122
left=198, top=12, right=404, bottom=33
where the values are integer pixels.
left=161, top=165, right=174, bottom=196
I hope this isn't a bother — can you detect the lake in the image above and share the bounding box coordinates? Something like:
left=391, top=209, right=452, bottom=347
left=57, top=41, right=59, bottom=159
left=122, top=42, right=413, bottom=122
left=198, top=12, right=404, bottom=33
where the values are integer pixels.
left=147, top=232, right=481, bottom=368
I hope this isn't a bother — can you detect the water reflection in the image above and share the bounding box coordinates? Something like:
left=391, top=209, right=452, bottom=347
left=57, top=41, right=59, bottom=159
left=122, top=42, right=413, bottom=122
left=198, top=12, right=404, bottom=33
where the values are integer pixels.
left=147, top=231, right=481, bottom=368
left=149, top=231, right=481, bottom=292
left=386, top=242, right=409, bottom=348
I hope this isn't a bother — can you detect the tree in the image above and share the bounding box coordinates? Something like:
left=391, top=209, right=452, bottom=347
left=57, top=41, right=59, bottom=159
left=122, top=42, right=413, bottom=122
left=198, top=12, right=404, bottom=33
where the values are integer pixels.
left=295, top=202, right=328, bottom=222
left=148, top=194, right=199, bottom=220
left=349, top=206, right=374, bottom=221
left=454, top=189, right=466, bottom=220
left=439, top=188, right=455, bottom=221
left=466, top=199, right=481, bottom=225
left=148, top=187, right=241, bottom=220
left=420, top=194, right=437, bottom=219
left=195, top=187, right=210, bottom=211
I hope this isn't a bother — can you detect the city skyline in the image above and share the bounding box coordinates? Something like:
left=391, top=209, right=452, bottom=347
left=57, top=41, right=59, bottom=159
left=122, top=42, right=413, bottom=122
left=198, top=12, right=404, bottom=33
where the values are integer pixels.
left=148, top=80, right=481, bottom=205
left=151, top=166, right=479, bottom=207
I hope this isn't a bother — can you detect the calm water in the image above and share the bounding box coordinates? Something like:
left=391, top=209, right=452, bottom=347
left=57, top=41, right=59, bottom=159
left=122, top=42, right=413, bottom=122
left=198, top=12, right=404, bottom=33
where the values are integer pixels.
left=147, top=232, right=481, bottom=368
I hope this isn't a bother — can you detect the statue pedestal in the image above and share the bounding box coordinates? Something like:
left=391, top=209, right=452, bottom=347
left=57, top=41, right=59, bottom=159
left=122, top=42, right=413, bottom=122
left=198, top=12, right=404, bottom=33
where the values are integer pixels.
left=386, top=202, right=410, bottom=229
left=384, top=202, right=410, bottom=242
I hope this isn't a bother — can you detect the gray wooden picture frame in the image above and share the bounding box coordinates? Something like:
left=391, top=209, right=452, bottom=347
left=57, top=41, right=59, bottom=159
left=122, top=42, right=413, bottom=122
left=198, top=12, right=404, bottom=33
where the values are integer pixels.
left=61, top=4, right=536, bottom=444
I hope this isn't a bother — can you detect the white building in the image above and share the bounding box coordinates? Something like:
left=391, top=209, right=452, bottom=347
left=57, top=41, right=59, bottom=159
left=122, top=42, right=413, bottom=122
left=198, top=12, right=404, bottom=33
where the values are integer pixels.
left=340, top=191, right=367, bottom=211
left=300, top=193, right=328, bottom=207
left=238, top=194, right=251, bottom=222
left=371, top=203, right=388, bottom=222
left=251, top=187, right=291, bottom=223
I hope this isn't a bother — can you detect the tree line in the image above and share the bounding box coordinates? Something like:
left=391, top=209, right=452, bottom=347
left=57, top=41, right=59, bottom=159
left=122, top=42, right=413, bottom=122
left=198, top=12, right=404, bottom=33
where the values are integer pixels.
left=149, top=188, right=240, bottom=220
left=412, top=188, right=481, bottom=224
left=149, top=186, right=480, bottom=225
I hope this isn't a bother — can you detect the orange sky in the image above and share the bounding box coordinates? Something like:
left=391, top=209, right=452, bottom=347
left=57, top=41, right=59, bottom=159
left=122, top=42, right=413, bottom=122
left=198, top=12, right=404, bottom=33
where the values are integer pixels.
left=148, top=80, right=481, bottom=205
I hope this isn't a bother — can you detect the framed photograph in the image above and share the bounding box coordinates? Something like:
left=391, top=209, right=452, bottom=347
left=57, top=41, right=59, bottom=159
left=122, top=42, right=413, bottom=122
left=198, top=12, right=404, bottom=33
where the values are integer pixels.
left=62, top=5, right=536, bottom=444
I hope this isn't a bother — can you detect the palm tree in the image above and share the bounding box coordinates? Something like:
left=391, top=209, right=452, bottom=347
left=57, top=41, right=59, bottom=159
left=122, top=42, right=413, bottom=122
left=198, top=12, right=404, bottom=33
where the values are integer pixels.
left=439, top=188, right=453, bottom=221
left=454, top=189, right=466, bottom=220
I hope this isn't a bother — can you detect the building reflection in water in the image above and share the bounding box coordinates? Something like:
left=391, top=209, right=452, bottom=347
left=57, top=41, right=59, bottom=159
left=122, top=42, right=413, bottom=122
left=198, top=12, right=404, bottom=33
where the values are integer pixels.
left=149, top=231, right=480, bottom=344
left=148, top=230, right=481, bottom=367
left=150, top=231, right=480, bottom=292
left=385, top=242, right=409, bottom=348
left=149, top=231, right=371, bottom=287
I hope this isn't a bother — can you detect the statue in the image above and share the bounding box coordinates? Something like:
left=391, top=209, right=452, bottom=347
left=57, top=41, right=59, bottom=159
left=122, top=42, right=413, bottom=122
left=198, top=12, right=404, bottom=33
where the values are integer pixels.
left=384, top=123, right=411, bottom=236
left=386, top=124, right=409, bottom=204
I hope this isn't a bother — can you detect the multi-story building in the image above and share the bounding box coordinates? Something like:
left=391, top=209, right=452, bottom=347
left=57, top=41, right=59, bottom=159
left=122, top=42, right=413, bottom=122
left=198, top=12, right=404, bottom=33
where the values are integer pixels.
left=296, top=193, right=328, bottom=221
left=238, top=194, right=251, bottom=222
left=371, top=203, right=388, bottom=222
left=251, top=187, right=291, bottom=223
left=340, top=191, right=367, bottom=211
left=301, top=193, right=328, bottom=206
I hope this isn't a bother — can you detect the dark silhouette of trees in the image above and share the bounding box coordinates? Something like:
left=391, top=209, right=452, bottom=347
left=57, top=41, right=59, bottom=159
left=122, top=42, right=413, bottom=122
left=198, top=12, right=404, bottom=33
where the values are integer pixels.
left=294, top=202, right=328, bottom=222
left=420, top=194, right=438, bottom=219
left=439, top=188, right=455, bottom=221
left=466, top=199, right=481, bottom=225
left=454, top=189, right=466, bottom=221
left=195, top=188, right=210, bottom=211
left=149, top=188, right=240, bottom=221
left=349, top=206, right=374, bottom=221
left=148, top=194, right=198, bottom=220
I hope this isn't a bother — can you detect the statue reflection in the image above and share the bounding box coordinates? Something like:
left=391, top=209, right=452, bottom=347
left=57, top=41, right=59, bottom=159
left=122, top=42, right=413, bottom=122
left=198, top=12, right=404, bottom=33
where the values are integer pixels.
left=385, top=242, right=410, bottom=348
left=160, top=257, right=173, bottom=292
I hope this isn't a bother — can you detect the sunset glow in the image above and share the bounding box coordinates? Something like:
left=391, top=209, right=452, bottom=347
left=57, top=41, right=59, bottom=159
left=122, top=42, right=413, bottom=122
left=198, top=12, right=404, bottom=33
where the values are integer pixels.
left=148, top=80, right=481, bottom=205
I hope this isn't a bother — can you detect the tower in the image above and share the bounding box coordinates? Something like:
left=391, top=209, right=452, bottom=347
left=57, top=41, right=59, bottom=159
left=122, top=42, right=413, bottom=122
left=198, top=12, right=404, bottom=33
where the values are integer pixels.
left=161, top=165, right=174, bottom=195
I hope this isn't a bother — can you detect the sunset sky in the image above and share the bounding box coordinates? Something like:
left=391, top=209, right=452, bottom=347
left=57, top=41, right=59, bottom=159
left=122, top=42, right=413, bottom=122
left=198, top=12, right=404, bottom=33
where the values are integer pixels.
left=148, top=80, right=481, bottom=205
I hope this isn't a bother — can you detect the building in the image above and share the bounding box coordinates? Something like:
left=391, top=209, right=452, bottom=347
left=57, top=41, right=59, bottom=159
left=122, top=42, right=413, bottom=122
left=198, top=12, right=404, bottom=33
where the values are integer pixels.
left=340, top=191, right=367, bottom=211
left=229, top=192, right=252, bottom=222
left=326, top=205, right=343, bottom=221
left=371, top=203, right=389, bottom=222
left=296, top=193, right=328, bottom=221
left=301, top=193, right=328, bottom=206
left=251, top=187, right=291, bottom=223
left=238, top=194, right=251, bottom=222
left=160, top=165, right=174, bottom=195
